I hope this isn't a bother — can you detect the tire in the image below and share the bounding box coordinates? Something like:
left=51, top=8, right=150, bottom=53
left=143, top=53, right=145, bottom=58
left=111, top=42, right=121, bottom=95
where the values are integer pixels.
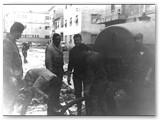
left=60, top=97, right=86, bottom=116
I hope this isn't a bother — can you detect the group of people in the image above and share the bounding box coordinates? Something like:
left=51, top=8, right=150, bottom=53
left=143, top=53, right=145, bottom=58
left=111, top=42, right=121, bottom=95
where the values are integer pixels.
left=3, top=22, right=154, bottom=116
left=3, top=22, right=64, bottom=115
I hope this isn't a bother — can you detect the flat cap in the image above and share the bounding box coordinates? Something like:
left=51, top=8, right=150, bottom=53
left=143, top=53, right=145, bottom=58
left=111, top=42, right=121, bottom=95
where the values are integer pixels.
left=132, top=33, right=143, bottom=39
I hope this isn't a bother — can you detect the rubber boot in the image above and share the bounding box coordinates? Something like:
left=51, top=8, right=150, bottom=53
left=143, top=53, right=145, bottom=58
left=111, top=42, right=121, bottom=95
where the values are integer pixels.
left=77, top=103, right=82, bottom=115
left=53, top=88, right=62, bottom=109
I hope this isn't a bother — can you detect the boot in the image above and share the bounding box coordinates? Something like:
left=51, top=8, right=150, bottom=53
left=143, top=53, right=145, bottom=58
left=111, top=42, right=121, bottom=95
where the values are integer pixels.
left=53, top=88, right=63, bottom=109
left=91, top=101, right=102, bottom=115
left=77, top=103, right=82, bottom=115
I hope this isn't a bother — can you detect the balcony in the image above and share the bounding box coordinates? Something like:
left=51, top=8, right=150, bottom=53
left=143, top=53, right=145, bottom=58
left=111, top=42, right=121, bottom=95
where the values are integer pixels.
left=97, top=9, right=127, bottom=26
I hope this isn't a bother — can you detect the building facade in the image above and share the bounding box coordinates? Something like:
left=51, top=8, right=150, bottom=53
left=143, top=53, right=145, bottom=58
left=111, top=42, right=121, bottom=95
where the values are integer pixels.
left=49, top=5, right=106, bottom=49
left=48, top=5, right=64, bottom=38
left=97, top=4, right=155, bottom=26
left=3, top=10, right=50, bottom=44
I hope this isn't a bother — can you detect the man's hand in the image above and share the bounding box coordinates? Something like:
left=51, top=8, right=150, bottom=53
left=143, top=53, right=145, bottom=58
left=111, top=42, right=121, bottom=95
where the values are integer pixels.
left=43, top=94, right=49, bottom=104
left=67, top=77, right=71, bottom=85
left=67, top=71, right=72, bottom=85
left=83, top=90, right=90, bottom=98
left=43, top=94, right=49, bottom=100
left=17, top=79, right=25, bottom=89
left=144, top=76, right=152, bottom=86
left=9, top=77, right=18, bottom=87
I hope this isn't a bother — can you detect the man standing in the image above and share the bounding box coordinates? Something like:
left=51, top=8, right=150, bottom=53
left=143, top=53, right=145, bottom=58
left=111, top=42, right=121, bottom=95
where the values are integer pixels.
left=126, top=33, right=155, bottom=115
left=45, top=33, right=64, bottom=108
left=67, top=34, right=86, bottom=115
left=22, top=42, right=29, bottom=63
left=78, top=44, right=109, bottom=115
left=20, top=68, right=62, bottom=115
left=3, top=22, right=25, bottom=115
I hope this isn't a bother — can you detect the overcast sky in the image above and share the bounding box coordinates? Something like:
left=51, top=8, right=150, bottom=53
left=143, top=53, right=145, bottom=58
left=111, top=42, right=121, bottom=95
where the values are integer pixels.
left=3, top=5, right=53, bottom=13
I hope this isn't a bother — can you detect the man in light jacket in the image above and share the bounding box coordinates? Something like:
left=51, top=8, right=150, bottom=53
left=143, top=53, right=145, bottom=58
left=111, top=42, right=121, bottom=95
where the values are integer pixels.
left=3, top=22, right=25, bottom=115
left=45, top=33, right=64, bottom=108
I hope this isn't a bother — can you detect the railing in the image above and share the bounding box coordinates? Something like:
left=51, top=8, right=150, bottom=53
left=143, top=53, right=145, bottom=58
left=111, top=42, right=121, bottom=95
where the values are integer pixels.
left=97, top=9, right=127, bottom=23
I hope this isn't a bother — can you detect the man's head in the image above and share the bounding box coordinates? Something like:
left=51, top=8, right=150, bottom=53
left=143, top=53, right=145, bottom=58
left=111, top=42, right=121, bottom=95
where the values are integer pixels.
left=10, top=22, right=25, bottom=40
left=78, top=43, right=90, bottom=55
left=52, top=33, right=61, bottom=47
left=133, top=33, right=144, bottom=47
left=23, top=42, right=28, bottom=46
left=73, top=34, right=82, bottom=46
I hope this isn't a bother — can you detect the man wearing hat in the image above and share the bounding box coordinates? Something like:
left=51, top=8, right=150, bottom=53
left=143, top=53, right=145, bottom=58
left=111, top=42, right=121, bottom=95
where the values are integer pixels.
left=3, top=22, right=25, bottom=115
left=126, top=33, right=155, bottom=115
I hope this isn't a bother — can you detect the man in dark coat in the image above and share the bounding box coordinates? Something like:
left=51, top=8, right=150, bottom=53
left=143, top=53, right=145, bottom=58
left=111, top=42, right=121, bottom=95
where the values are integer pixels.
left=126, top=33, right=155, bottom=115
left=67, top=34, right=86, bottom=115
left=78, top=44, right=109, bottom=115
left=45, top=33, right=64, bottom=108
left=3, top=22, right=25, bottom=115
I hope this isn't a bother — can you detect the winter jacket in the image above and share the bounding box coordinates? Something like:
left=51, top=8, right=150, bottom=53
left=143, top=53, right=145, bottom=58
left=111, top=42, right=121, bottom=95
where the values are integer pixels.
left=3, top=34, right=23, bottom=81
left=68, top=45, right=86, bottom=78
left=45, top=43, right=64, bottom=78
left=45, top=43, right=64, bottom=68
left=24, top=68, right=57, bottom=88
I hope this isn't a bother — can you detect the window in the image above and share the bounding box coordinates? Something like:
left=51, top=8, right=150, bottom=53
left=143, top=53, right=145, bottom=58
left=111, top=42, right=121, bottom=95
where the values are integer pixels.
left=69, top=35, right=72, bottom=43
left=75, top=15, right=78, bottom=25
left=45, top=35, right=50, bottom=39
left=25, top=34, right=32, bottom=38
left=91, top=34, right=97, bottom=44
left=91, top=14, right=98, bottom=24
left=117, top=9, right=121, bottom=15
left=111, top=4, right=115, bottom=12
left=45, top=16, right=49, bottom=20
left=65, top=35, right=67, bottom=43
left=70, top=18, right=72, bottom=26
left=57, top=21, right=59, bottom=28
left=65, top=20, right=67, bottom=27
left=54, top=22, right=57, bottom=29
left=45, top=26, right=49, bottom=30
left=76, top=8, right=79, bottom=12
left=126, top=5, right=140, bottom=16
left=61, top=19, right=64, bottom=27
left=61, top=33, right=63, bottom=41
left=34, top=35, right=39, bottom=38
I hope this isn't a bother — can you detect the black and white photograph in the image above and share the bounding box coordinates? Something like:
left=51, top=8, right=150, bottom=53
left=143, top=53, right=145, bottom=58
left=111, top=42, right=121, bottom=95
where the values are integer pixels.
left=2, top=4, right=156, bottom=116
